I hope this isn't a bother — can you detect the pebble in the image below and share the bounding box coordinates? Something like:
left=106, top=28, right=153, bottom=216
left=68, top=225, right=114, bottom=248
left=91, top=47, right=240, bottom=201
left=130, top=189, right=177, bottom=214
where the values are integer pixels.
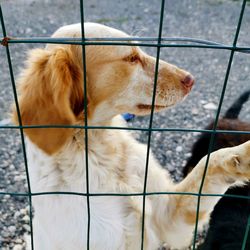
left=1, top=160, right=9, bottom=168
left=3, top=194, right=11, bottom=200
left=167, top=164, right=175, bottom=172
left=25, top=27, right=32, bottom=34
left=0, top=118, right=11, bottom=125
left=14, top=175, right=25, bottom=182
left=203, top=103, right=217, bottom=110
left=176, top=146, right=183, bottom=152
left=191, top=108, right=199, bottom=115
left=2, top=231, right=10, bottom=238
left=22, top=225, right=30, bottom=232
left=14, top=211, right=21, bottom=219
left=185, top=153, right=192, bottom=158
left=8, top=225, right=16, bottom=233
left=20, top=208, right=28, bottom=215
left=9, top=164, right=16, bottom=171
left=166, top=150, right=172, bottom=157
left=13, top=245, right=23, bottom=250
left=15, top=239, right=23, bottom=244
left=22, top=215, right=30, bottom=223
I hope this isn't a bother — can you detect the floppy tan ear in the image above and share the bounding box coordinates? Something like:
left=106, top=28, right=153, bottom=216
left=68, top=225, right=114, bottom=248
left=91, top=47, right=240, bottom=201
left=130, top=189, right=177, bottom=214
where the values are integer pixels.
left=13, top=47, right=84, bottom=154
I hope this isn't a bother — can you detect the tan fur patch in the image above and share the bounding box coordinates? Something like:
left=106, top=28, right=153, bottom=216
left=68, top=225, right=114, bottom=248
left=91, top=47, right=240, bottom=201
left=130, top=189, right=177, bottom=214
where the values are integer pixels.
left=13, top=47, right=83, bottom=154
left=184, top=210, right=207, bottom=225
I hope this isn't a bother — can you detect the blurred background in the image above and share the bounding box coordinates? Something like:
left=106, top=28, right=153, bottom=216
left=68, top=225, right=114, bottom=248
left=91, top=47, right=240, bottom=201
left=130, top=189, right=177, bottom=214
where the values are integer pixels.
left=0, top=0, right=250, bottom=249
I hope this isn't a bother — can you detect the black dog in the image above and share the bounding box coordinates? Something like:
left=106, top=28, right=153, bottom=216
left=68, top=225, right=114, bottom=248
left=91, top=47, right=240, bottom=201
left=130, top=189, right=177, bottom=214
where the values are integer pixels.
left=183, top=90, right=250, bottom=250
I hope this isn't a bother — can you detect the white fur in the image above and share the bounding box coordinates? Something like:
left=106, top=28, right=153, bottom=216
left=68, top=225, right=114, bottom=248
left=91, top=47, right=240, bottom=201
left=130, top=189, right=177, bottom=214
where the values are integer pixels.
left=26, top=115, right=173, bottom=249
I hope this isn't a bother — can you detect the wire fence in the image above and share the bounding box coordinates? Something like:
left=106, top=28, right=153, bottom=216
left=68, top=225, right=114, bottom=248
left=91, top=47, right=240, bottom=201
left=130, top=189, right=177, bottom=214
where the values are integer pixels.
left=0, top=0, right=250, bottom=249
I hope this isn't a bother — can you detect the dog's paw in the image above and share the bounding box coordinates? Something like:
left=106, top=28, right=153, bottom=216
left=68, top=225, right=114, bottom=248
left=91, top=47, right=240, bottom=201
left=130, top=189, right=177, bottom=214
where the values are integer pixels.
left=222, top=141, right=250, bottom=182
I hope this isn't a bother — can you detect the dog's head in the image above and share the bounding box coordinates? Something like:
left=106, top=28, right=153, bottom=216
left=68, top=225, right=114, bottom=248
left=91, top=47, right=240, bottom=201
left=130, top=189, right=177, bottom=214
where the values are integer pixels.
left=13, top=23, right=194, bottom=154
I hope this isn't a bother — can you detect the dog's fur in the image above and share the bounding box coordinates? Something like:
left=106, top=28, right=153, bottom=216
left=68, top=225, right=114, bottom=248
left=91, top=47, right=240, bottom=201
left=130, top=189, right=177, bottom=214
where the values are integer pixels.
left=183, top=90, right=250, bottom=250
left=13, top=23, right=250, bottom=250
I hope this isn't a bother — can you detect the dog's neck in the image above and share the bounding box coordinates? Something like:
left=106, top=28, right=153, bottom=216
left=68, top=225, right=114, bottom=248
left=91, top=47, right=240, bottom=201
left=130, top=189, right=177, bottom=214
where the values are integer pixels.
left=71, top=114, right=127, bottom=151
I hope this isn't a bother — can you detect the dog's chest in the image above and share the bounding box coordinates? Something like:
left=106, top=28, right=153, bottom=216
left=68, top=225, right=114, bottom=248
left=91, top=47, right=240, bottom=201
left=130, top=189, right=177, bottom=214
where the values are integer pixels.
left=27, top=139, right=131, bottom=249
left=27, top=134, right=126, bottom=191
left=34, top=194, right=127, bottom=249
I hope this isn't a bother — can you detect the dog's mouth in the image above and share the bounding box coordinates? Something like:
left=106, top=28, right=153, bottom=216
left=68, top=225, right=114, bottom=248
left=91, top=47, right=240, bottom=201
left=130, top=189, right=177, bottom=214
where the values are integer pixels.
left=137, top=104, right=167, bottom=111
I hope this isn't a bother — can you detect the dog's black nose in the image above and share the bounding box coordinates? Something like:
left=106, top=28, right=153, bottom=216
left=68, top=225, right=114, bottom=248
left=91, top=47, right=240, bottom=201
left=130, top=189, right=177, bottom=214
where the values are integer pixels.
left=181, top=74, right=195, bottom=88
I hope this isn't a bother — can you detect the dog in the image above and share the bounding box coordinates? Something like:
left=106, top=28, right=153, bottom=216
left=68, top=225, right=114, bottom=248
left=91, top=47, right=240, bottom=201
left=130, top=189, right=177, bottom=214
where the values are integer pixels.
left=13, top=23, right=250, bottom=250
left=183, top=90, right=250, bottom=250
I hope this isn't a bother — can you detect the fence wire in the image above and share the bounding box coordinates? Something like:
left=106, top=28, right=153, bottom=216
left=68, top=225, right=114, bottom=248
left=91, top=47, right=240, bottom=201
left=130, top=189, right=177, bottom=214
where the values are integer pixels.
left=0, top=0, right=250, bottom=250
left=80, top=1, right=91, bottom=248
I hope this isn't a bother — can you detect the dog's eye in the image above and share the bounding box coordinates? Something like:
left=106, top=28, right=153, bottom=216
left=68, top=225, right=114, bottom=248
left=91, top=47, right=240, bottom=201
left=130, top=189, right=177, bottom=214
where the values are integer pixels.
left=125, top=54, right=141, bottom=64
left=129, top=55, right=140, bottom=64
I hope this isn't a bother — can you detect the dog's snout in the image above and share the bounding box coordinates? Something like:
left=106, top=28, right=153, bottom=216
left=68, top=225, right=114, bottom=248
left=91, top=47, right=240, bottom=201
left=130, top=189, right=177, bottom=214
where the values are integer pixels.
left=181, top=74, right=195, bottom=88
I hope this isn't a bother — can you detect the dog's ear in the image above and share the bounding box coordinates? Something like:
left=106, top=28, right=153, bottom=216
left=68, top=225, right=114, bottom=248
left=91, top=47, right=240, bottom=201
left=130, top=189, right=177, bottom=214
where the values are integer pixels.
left=13, top=47, right=84, bottom=154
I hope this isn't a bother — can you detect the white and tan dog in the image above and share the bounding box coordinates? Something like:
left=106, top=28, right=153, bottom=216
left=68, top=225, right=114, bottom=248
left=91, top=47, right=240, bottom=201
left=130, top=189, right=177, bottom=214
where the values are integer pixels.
left=13, top=23, right=250, bottom=250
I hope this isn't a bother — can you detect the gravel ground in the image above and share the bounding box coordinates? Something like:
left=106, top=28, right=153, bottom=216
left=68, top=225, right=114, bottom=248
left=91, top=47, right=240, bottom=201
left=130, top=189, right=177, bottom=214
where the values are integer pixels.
left=0, top=0, right=250, bottom=249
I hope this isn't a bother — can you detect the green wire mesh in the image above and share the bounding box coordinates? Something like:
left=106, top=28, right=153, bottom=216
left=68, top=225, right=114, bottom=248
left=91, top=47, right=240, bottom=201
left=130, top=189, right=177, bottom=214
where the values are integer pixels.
left=0, top=0, right=250, bottom=249
left=79, top=2, right=91, bottom=248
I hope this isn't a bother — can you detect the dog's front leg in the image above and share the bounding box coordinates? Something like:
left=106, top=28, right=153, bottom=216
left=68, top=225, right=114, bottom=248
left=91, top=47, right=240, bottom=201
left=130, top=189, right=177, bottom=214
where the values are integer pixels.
left=162, top=141, right=250, bottom=249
